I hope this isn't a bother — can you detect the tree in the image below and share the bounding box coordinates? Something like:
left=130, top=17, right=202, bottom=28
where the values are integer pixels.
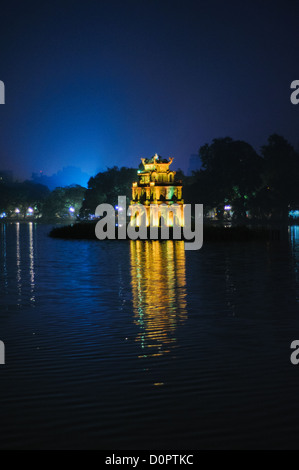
left=42, top=185, right=86, bottom=219
left=0, top=180, right=49, bottom=218
left=193, top=137, right=262, bottom=220
left=260, top=134, right=299, bottom=221
left=80, top=166, right=137, bottom=218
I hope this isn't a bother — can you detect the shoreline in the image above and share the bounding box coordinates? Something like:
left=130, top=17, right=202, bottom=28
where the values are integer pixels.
left=48, top=221, right=283, bottom=242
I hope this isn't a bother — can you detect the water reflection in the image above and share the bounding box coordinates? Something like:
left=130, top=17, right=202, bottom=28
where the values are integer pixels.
left=130, top=240, right=187, bottom=357
left=290, top=225, right=299, bottom=248
left=0, top=223, right=36, bottom=308
left=290, top=226, right=299, bottom=302
left=29, top=223, right=36, bottom=304
left=16, top=223, right=22, bottom=305
left=0, top=224, right=8, bottom=294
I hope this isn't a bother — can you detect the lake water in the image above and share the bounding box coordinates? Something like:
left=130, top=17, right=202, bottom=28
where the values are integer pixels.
left=1, top=222, right=299, bottom=449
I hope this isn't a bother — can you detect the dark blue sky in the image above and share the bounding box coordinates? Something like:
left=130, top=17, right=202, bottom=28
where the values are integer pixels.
left=0, top=0, right=298, bottom=181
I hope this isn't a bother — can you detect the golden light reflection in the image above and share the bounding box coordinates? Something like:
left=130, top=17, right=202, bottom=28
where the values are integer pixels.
left=130, top=240, right=187, bottom=357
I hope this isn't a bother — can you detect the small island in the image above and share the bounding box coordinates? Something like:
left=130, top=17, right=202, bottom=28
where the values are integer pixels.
left=49, top=154, right=282, bottom=243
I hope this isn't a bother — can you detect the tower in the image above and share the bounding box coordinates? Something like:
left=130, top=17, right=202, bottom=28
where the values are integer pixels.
left=131, top=154, right=184, bottom=227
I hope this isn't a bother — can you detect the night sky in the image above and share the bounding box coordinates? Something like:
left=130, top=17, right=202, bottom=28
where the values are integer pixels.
left=0, top=0, right=298, bottom=182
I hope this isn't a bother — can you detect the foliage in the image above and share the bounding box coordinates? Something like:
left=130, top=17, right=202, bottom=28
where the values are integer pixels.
left=42, top=185, right=86, bottom=219
left=80, top=166, right=137, bottom=218
left=0, top=180, right=50, bottom=217
left=185, top=134, right=299, bottom=222
left=259, top=134, right=299, bottom=220
left=198, top=138, right=262, bottom=219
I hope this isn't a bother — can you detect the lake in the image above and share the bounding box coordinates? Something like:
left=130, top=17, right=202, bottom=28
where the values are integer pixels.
left=1, top=222, right=299, bottom=449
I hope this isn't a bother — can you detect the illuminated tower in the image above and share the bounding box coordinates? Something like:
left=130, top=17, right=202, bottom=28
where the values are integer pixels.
left=131, top=154, right=184, bottom=227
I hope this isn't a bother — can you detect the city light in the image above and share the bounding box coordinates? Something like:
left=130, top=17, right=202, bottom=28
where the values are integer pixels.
left=69, top=207, right=75, bottom=213
left=15, top=208, right=20, bottom=214
left=224, top=205, right=232, bottom=211
left=27, top=208, right=34, bottom=214
left=289, top=210, right=299, bottom=218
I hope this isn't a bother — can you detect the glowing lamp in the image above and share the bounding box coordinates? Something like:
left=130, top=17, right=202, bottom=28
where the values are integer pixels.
left=224, top=205, right=232, bottom=211
left=69, top=207, right=75, bottom=213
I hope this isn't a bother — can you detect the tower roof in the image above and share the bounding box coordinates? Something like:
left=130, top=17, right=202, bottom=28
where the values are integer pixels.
left=141, top=154, right=174, bottom=171
left=142, top=153, right=172, bottom=164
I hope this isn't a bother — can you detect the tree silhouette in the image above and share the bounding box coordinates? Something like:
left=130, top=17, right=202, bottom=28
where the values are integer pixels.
left=260, top=134, right=299, bottom=221
left=80, top=166, right=137, bottom=218
left=192, top=137, right=262, bottom=220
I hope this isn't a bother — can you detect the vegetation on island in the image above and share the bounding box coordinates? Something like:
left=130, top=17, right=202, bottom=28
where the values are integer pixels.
left=186, top=134, right=299, bottom=223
